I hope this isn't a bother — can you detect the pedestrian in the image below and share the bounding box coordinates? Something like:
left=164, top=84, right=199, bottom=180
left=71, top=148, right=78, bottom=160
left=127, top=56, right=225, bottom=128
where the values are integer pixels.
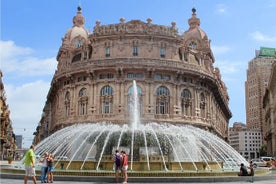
left=47, top=154, right=55, bottom=183
left=113, top=149, right=122, bottom=183
left=24, top=144, right=37, bottom=184
left=121, top=150, right=128, bottom=184
left=40, top=152, right=48, bottom=183
left=248, top=161, right=254, bottom=176
left=238, top=163, right=248, bottom=176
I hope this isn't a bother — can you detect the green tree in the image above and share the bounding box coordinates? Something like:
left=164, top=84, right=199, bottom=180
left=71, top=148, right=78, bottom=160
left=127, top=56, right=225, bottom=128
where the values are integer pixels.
left=259, top=145, right=267, bottom=156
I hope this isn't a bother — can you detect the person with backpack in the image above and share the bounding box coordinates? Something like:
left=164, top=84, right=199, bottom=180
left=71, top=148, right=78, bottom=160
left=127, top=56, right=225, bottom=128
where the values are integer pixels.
left=113, top=149, right=122, bottom=183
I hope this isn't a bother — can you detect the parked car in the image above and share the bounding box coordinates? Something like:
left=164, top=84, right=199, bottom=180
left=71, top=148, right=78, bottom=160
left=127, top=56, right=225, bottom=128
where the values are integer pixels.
left=260, top=157, right=275, bottom=167
left=251, top=158, right=267, bottom=168
left=260, top=156, right=272, bottom=162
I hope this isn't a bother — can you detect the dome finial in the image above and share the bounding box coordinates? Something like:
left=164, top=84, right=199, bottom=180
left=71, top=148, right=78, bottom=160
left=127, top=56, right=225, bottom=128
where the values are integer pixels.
left=192, top=7, right=196, bottom=14
left=77, top=6, right=82, bottom=12
left=188, top=7, right=200, bottom=28
left=73, top=5, right=85, bottom=27
left=78, top=0, right=82, bottom=11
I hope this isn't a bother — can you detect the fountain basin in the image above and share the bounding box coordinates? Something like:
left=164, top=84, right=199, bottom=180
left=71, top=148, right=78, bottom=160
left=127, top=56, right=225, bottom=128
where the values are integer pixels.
left=53, top=160, right=224, bottom=171
left=34, top=122, right=249, bottom=172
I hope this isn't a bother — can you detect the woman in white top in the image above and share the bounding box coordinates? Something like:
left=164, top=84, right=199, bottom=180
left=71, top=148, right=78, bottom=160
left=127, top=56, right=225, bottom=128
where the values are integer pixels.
left=40, top=152, right=48, bottom=183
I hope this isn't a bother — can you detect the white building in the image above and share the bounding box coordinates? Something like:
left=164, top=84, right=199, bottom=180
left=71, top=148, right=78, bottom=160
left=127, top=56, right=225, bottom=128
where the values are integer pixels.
left=229, top=122, right=262, bottom=161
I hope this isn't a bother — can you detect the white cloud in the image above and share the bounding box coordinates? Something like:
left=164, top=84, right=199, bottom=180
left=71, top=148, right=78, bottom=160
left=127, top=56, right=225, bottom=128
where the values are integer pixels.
left=249, top=31, right=276, bottom=42
left=5, top=81, right=50, bottom=147
left=5, top=81, right=50, bottom=121
left=3, top=56, right=57, bottom=76
left=0, top=40, right=55, bottom=148
left=0, top=40, right=33, bottom=59
left=0, top=40, right=57, bottom=76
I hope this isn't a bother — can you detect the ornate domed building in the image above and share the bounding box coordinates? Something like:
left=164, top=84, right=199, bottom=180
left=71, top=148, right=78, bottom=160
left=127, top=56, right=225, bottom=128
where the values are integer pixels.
left=33, top=7, right=231, bottom=144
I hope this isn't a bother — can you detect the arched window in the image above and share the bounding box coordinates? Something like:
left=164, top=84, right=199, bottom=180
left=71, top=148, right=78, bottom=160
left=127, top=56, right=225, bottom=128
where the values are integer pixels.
left=156, top=86, right=170, bottom=114
left=100, top=85, right=113, bottom=114
left=65, top=91, right=70, bottom=117
left=128, top=85, right=142, bottom=115
left=189, top=41, right=197, bottom=49
left=79, top=88, right=87, bottom=97
left=75, top=40, right=83, bottom=48
left=181, top=89, right=192, bottom=116
left=78, top=88, right=88, bottom=115
left=181, top=89, right=191, bottom=98
left=199, top=93, right=206, bottom=118
left=72, top=53, right=82, bottom=62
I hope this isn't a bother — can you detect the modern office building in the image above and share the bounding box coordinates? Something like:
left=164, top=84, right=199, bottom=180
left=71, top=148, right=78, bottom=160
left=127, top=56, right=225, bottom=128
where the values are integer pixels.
left=245, top=47, right=275, bottom=137
left=33, top=7, right=232, bottom=144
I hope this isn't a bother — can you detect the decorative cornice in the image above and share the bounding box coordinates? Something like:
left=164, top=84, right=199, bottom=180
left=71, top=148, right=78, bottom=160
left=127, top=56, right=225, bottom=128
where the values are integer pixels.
left=93, top=19, right=178, bottom=37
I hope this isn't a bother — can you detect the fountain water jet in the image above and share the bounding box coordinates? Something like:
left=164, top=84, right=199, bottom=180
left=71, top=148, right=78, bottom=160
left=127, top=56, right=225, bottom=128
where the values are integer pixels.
left=130, top=80, right=140, bottom=130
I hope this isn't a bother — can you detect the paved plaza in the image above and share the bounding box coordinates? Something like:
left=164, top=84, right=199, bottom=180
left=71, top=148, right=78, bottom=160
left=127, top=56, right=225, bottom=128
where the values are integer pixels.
left=1, top=178, right=276, bottom=184
left=1, top=161, right=276, bottom=184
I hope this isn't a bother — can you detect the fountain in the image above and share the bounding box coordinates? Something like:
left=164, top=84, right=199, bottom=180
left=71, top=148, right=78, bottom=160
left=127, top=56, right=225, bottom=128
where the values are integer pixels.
left=33, top=80, right=247, bottom=173
left=2, top=80, right=270, bottom=181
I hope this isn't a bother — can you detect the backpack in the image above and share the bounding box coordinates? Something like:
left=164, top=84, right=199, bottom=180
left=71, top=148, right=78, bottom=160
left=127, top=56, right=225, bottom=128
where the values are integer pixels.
left=115, top=154, right=121, bottom=167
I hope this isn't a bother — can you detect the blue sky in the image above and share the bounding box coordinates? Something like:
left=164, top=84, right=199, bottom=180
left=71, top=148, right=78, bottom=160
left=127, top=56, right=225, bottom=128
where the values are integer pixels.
left=1, top=0, right=276, bottom=148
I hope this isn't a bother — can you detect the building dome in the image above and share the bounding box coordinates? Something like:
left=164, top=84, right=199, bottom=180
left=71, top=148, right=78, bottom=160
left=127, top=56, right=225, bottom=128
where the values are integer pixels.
left=66, top=6, right=89, bottom=41
left=68, top=26, right=89, bottom=41
left=181, top=8, right=210, bottom=49
left=57, top=6, right=89, bottom=60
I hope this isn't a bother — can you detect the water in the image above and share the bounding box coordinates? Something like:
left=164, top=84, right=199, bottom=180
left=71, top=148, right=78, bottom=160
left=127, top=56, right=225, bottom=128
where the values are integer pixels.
left=33, top=80, right=248, bottom=171
left=130, top=80, right=140, bottom=130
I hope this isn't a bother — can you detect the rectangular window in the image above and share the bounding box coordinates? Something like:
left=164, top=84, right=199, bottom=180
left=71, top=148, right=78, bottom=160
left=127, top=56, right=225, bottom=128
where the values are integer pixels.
left=154, top=74, right=162, bottom=80
left=104, top=102, right=110, bottom=113
left=135, top=73, right=143, bottom=78
left=133, top=47, right=138, bottom=56
left=160, top=102, right=165, bottom=114
left=99, top=74, right=106, bottom=79
left=127, top=73, right=134, bottom=78
left=107, top=74, right=114, bottom=78
left=105, top=47, right=110, bottom=57
left=160, top=48, right=166, bottom=58
left=163, top=75, right=171, bottom=81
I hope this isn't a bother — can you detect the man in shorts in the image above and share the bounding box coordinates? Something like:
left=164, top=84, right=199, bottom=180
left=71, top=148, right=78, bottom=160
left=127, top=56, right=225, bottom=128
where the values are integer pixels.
left=24, top=145, right=37, bottom=184
left=113, top=150, right=122, bottom=183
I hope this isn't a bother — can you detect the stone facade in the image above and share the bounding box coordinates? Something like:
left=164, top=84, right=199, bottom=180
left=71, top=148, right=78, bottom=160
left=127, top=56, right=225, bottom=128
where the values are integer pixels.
left=33, top=7, right=231, bottom=144
left=0, top=70, right=17, bottom=160
left=263, top=60, right=276, bottom=157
